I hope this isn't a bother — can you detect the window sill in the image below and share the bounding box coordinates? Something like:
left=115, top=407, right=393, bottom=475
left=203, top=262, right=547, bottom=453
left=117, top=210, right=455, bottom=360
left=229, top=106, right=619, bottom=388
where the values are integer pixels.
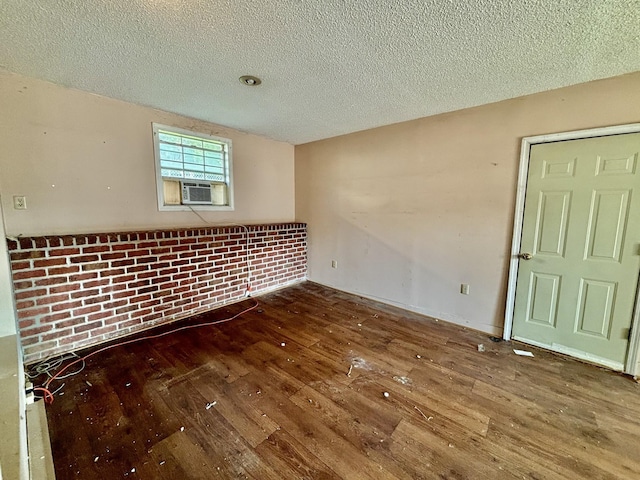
left=158, top=205, right=235, bottom=212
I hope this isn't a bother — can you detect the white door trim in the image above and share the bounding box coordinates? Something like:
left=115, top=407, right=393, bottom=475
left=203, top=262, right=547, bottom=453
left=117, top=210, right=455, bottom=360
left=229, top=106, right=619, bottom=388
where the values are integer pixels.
left=503, top=123, right=640, bottom=376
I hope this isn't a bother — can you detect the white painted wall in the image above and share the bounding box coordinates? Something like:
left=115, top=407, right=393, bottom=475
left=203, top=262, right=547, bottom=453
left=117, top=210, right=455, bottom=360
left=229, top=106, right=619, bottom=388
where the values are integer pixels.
left=0, top=72, right=295, bottom=237
left=296, top=71, right=640, bottom=377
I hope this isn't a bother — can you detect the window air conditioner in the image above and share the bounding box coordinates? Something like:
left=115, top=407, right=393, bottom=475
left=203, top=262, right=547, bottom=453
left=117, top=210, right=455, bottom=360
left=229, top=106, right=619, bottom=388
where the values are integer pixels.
left=181, top=181, right=212, bottom=204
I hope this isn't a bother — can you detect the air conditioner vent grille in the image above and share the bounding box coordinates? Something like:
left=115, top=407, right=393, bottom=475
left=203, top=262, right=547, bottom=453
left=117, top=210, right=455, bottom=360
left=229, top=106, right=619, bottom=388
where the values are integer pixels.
left=182, top=182, right=212, bottom=204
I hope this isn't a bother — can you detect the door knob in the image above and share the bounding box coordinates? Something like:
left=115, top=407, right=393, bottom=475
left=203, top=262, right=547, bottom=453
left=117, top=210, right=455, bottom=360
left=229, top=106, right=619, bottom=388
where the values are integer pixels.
left=518, top=252, right=533, bottom=260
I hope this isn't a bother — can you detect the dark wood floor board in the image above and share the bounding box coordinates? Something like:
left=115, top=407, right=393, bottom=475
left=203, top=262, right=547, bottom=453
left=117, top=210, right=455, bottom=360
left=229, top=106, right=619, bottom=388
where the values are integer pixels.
left=391, top=420, right=518, bottom=480
left=471, top=381, right=637, bottom=478
left=485, top=417, right=626, bottom=480
left=253, top=429, right=340, bottom=480
left=309, top=336, right=414, bottom=383
left=407, top=359, right=479, bottom=394
left=234, top=362, right=307, bottom=401
left=191, top=371, right=280, bottom=448
left=246, top=339, right=353, bottom=389
left=290, top=384, right=415, bottom=479
left=162, top=377, right=275, bottom=480
left=364, top=316, right=452, bottom=348
left=288, top=385, right=414, bottom=480
left=470, top=378, right=640, bottom=479
left=324, top=319, right=394, bottom=352
left=41, top=281, right=640, bottom=479
left=507, top=364, right=638, bottom=423
left=305, top=378, right=403, bottom=438
left=253, top=392, right=400, bottom=479
left=351, top=373, right=491, bottom=440
left=259, top=310, right=323, bottom=347
left=437, top=346, right=519, bottom=382
left=146, top=431, right=220, bottom=480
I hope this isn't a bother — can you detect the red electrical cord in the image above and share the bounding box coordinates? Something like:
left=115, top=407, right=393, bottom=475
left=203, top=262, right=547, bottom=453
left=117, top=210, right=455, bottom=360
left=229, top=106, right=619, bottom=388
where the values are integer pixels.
left=36, top=299, right=260, bottom=405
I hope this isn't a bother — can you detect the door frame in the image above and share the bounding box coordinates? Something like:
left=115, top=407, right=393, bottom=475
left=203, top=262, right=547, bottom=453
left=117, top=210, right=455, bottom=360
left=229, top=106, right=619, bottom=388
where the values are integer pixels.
left=503, top=123, right=640, bottom=375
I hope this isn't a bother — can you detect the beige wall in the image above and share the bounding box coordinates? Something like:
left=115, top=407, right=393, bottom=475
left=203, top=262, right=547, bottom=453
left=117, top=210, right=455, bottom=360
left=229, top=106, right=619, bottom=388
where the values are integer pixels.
left=296, top=72, right=640, bottom=374
left=0, top=70, right=295, bottom=478
left=0, top=72, right=295, bottom=237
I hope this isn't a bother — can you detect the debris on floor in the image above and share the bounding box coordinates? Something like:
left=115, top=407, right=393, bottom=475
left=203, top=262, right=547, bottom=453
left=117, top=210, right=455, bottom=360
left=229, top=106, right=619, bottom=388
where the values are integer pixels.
left=205, top=401, right=217, bottom=410
left=392, top=376, right=412, bottom=385
left=489, top=336, right=503, bottom=342
left=477, top=344, right=485, bottom=352
left=414, top=406, right=429, bottom=421
left=513, top=349, right=534, bottom=357
left=280, top=342, right=286, bottom=347
left=383, top=391, right=390, bottom=398
left=347, top=365, right=353, bottom=377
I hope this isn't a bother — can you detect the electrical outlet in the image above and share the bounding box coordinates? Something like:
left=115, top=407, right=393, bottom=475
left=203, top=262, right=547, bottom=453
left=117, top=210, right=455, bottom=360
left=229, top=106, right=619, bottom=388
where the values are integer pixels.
left=460, top=283, right=470, bottom=295
left=13, top=195, right=27, bottom=210
left=331, top=260, right=338, bottom=269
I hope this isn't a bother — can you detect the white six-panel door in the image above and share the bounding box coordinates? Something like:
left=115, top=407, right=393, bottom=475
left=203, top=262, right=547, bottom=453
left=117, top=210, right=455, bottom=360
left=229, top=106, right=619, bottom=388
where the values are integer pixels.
left=512, top=132, right=640, bottom=370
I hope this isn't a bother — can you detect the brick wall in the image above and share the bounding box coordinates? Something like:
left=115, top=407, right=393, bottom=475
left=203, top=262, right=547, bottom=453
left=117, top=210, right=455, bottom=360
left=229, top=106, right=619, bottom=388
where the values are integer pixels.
left=7, top=223, right=306, bottom=363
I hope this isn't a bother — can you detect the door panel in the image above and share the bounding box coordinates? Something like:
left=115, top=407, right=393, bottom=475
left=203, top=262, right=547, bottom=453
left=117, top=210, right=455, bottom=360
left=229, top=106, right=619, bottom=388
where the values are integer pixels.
left=585, top=190, right=629, bottom=262
left=512, top=133, right=640, bottom=369
left=526, top=272, right=561, bottom=327
left=574, top=279, right=615, bottom=338
left=535, top=191, right=571, bottom=256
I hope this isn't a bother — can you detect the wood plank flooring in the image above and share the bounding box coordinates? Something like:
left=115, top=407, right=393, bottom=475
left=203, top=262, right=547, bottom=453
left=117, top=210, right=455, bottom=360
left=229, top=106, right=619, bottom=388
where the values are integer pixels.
left=40, top=282, right=640, bottom=479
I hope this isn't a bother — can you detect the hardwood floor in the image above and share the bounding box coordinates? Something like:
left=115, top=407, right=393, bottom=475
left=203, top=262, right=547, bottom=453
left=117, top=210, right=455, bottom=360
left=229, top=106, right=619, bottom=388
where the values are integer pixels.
left=40, top=282, right=640, bottom=479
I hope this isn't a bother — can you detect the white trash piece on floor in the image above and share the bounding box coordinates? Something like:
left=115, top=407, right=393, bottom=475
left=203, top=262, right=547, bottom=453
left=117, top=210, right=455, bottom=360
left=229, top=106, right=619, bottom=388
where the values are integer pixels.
left=513, top=349, right=534, bottom=357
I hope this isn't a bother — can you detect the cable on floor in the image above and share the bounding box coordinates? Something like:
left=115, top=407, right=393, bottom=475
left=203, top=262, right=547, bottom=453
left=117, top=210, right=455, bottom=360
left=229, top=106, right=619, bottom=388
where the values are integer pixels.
left=35, top=299, right=259, bottom=404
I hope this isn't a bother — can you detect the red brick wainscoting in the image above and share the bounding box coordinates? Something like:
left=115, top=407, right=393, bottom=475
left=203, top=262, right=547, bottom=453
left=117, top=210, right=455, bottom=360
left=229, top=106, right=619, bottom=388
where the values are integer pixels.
left=7, top=223, right=306, bottom=363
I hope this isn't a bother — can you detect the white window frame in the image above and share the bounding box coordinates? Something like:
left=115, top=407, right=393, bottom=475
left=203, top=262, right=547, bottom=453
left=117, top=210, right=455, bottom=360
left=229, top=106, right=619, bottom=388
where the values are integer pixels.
left=152, top=123, right=234, bottom=211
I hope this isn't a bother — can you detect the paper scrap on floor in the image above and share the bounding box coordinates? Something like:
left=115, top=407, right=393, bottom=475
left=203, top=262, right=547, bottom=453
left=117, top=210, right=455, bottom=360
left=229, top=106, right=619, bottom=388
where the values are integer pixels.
left=513, top=349, right=534, bottom=357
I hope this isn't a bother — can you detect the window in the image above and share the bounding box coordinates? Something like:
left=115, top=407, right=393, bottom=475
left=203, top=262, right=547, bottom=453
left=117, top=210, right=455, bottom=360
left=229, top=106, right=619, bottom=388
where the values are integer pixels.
left=152, top=123, right=233, bottom=210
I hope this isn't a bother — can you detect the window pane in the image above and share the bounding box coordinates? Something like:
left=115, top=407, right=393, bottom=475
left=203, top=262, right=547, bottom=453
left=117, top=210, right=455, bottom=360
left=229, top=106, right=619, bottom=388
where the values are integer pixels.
left=158, top=132, right=182, bottom=144
left=183, top=147, right=202, bottom=156
left=204, top=158, right=222, bottom=168
left=160, top=160, right=185, bottom=170
left=160, top=150, right=182, bottom=162
left=182, top=137, right=203, bottom=148
left=205, top=173, right=225, bottom=182
left=160, top=143, right=182, bottom=153
left=183, top=154, right=204, bottom=165
left=156, top=127, right=230, bottom=197
left=161, top=168, right=184, bottom=178
left=203, top=141, right=223, bottom=151
left=184, top=171, right=206, bottom=180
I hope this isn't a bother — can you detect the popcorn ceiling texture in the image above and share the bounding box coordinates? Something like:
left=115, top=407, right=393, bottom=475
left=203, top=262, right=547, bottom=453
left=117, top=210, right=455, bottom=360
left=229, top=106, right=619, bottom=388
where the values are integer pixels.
left=0, top=1, right=638, bottom=144
left=7, top=223, right=307, bottom=363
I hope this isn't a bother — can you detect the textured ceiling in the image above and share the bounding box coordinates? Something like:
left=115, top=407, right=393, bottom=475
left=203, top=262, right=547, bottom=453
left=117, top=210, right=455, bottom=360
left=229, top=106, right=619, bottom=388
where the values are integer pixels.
left=0, top=1, right=639, bottom=144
